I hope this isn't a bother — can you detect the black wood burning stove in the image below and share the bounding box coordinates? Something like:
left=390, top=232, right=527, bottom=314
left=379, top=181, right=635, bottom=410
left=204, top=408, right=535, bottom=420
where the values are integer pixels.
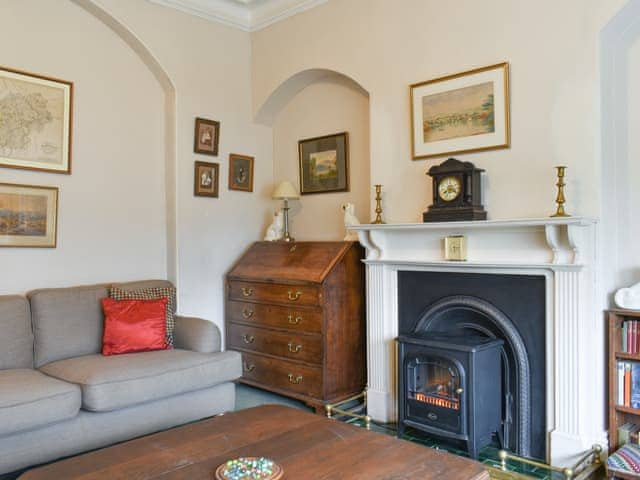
left=397, top=333, right=504, bottom=459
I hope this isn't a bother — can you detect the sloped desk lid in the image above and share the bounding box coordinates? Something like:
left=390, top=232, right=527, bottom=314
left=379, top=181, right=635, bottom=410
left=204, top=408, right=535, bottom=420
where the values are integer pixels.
left=227, top=241, right=354, bottom=284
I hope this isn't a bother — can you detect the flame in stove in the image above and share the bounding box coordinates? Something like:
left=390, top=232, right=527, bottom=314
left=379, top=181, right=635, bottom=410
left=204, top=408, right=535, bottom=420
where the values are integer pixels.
left=414, top=392, right=459, bottom=410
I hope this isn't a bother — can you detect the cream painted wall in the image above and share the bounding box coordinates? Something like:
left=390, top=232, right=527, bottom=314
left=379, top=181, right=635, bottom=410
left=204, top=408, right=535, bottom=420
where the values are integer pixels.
left=252, top=0, right=627, bottom=223
left=272, top=77, right=369, bottom=240
left=0, top=0, right=166, bottom=293
left=623, top=37, right=640, bottom=287
left=1, top=0, right=274, bottom=337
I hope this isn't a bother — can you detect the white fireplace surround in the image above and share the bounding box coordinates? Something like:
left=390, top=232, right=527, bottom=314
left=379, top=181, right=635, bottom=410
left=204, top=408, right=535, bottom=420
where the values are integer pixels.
left=350, top=217, right=604, bottom=466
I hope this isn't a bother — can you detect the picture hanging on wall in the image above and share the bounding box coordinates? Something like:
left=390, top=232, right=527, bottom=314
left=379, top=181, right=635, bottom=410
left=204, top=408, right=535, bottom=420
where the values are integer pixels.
left=0, top=66, right=73, bottom=173
left=410, top=62, right=510, bottom=160
left=298, top=132, right=349, bottom=195
left=193, top=117, right=220, bottom=156
left=0, top=183, right=58, bottom=248
left=228, top=153, right=254, bottom=192
left=194, top=161, right=219, bottom=197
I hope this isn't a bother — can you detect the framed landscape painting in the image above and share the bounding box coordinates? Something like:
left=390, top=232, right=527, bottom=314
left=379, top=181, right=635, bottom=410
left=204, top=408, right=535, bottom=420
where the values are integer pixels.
left=0, top=66, right=73, bottom=173
left=410, top=62, right=510, bottom=160
left=0, top=183, right=58, bottom=248
left=228, top=153, right=254, bottom=192
left=298, top=132, right=349, bottom=195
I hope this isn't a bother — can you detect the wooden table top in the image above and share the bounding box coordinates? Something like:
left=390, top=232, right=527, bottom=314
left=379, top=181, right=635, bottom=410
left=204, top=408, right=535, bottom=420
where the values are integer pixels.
left=21, top=405, right=490, bottom=480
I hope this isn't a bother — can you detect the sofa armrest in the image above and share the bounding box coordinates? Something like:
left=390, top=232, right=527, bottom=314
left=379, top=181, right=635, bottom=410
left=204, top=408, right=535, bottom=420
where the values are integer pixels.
left=173, top=315, right=221, bottom=353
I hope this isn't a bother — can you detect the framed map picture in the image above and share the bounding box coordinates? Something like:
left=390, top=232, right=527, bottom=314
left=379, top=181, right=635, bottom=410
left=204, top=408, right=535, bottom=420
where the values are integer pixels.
left=0, top=183, right=58, bottom=248
left=228, top=154, right=254, bottom=192
left=298, top=132, right=349, bottom=195
left=0, top=66, right=73, bottom=173
left=410, top=63, right=510, bottom=159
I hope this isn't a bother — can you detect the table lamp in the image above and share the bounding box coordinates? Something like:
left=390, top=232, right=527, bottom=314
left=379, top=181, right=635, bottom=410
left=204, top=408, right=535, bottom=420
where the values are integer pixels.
left=272, top=181, right=299, bottom=242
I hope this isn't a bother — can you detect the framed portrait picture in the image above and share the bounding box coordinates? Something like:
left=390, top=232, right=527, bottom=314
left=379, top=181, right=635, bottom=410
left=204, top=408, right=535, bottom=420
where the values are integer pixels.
left=193, top=117, right=220, bottom=156
left=0, top=66, right=73, bottom=173
left=0, top=183, right=58, bottom=248
left=194, top=161, right=219, bottom=197
left=298, top=132, right=349, bottom=195
left=228, top=154, right=254, bottom=192
left=410, top=62, right=510, bottom=160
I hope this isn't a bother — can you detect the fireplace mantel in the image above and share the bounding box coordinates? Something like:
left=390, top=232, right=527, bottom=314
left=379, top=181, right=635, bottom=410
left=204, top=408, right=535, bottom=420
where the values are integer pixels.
left=350, top=217, right=604, bottom=466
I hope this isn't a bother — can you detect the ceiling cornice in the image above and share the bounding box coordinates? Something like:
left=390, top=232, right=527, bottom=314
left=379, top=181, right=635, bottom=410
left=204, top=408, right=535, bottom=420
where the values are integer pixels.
left=147, top=0, right=328, bottom=32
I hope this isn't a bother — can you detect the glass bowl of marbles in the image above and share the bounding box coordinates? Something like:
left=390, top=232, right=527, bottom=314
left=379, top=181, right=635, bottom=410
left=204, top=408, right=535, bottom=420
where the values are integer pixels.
left=215, top=457, right=283, bottom=480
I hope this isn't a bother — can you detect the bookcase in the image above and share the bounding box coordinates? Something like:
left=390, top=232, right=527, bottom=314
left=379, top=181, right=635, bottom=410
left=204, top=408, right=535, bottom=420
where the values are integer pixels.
left=608, top=309, right=640, bottom=452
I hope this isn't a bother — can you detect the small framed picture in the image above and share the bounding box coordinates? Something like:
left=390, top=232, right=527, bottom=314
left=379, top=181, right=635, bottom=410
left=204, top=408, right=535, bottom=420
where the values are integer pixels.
left=193, top=117, right=220, bottom=156
left=0, top=183, right=59, bottom=248
left=410, top=62, right=510, bottom=159
left=228, top=154, right=254, bottom=192
left=194, top=161, right=219, bottom=197
left=298, top=132, right=349, bottom=195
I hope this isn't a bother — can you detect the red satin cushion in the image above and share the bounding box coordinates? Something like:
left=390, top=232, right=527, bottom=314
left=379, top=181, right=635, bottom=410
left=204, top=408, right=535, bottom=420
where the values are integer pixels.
left=101, top=297, right=169, bottom=356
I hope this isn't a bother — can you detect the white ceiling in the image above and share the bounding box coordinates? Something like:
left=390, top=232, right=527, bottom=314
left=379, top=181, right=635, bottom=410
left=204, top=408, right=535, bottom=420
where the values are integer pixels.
left=147, top=0, right=328, bottom=31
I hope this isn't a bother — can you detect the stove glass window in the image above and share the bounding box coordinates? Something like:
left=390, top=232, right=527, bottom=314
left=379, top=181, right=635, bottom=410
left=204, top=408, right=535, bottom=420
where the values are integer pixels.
left=408, top=357, right=460, bottom=410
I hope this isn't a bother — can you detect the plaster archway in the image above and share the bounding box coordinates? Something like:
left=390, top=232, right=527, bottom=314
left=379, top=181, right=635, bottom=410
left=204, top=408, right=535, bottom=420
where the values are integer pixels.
left=69, top=0, right=178, bottom=282
left=600, top=0, right=640, bottom=303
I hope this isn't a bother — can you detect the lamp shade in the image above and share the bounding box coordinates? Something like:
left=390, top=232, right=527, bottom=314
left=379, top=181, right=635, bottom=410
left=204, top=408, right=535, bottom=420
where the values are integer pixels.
left=272, top=181, right=299, bottom=199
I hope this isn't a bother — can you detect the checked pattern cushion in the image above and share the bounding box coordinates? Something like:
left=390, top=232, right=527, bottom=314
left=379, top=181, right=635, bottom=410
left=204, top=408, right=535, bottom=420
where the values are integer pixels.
left=110, top=286, right=176, bottom=347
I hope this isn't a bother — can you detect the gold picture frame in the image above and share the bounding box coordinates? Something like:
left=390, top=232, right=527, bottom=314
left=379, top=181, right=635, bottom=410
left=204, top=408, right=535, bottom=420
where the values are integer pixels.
left=298, top=132, right=349, bottom=195
left=0, top=66, right=73, bottom=173
left=228, top=154, right=254, bottom=192
left=194, top=161, right=219, bottom=198
left=0, top=183, right=59, bottom=248
left=193, top=117, right=220, bottom=156
left=410, top=62, right=510, bottom=160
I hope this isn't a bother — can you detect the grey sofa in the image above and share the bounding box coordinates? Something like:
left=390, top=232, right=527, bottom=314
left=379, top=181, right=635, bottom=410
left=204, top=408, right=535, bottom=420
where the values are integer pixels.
left=0, top=280, right=241, bottom=475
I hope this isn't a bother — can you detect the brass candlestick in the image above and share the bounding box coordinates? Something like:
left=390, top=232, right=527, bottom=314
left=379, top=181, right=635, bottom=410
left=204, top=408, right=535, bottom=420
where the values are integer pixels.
left=371, top=184, right=385, bottom=224
left=551, top=166, right=570, bottom=218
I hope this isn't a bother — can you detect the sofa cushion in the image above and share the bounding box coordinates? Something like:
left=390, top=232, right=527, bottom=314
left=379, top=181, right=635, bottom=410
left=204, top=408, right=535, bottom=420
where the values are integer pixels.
left=29, top=284, right=109, bottom=367
left=0, top=369, right=81, bottom=436
left=0, top=295, right=33, bottom=369
left=39, top=349, right=241, bottom=412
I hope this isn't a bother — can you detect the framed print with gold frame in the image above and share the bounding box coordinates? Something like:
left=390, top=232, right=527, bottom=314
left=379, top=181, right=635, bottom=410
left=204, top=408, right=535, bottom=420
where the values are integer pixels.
left=410, top=62, right=510, bottom=160
left=0, top=66, right=73, bottom=173
left=228, top=154, right=254, bottom=192
left=298, top=132, right=349, bottom=195
left=193, top=117, right=220, bottom=156
left=0, top=183, right=58, bottom=248
left=194, top=161, right=219, bottom=198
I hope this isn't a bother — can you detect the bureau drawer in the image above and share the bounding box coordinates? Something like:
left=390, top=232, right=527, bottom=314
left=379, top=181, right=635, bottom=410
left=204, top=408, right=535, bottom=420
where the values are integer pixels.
left=240, top=352, right=322, bottom=398
left=228, top=324, right=322, bottom=364
left=227, top=301, right=322, bottom=334
left=228, top=281, right=321, bottom=307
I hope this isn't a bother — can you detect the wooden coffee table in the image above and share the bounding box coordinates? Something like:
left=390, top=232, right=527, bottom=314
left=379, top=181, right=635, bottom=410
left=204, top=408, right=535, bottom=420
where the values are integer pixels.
left=21, top=405, right=490, bottom=479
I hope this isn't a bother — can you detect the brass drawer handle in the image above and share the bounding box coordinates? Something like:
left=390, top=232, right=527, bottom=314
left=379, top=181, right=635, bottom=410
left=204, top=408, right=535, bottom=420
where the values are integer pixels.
left=287, top=290, right=302, bottom=301
left=287, top=314, right=302, bottom=325
left=288, top=373, right=303, bottom=384
left=287, top=341, right=302, bottom=353
left=242, top=334, right=255, bottom=344
left=243, top=362, right=255, bottom=372
left=241, top=287, right=254, bottom=297
left=242, top=308, right=254, bottom=319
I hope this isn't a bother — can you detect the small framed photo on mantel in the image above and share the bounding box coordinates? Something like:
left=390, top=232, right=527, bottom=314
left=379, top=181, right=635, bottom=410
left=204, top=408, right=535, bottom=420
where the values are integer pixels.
left=194, top=161, right=219, bottom=198
left=228, top=154, right=254, bottom=192
left=298, top=132, right=349, bottom=195
left=193, top=117, right=220, bottom=156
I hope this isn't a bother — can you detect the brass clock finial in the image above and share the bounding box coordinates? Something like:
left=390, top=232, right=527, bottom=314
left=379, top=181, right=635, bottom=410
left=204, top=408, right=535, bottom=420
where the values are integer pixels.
left=551, top=165, right=570, bottom=218
left=371, top=184, right=385, bottom=224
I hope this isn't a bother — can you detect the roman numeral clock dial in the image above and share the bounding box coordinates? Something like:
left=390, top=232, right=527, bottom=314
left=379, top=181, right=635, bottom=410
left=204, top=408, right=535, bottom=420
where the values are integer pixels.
left=423, top=157, right=487, bottom=222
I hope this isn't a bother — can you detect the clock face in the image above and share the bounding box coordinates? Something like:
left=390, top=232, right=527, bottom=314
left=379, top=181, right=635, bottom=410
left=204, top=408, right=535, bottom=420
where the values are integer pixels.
left=438, top=176, right=462, bottom=202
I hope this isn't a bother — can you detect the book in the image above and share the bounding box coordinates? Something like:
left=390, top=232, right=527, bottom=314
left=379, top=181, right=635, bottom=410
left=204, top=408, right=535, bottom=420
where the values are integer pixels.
left=632, top=363, right=640, bottom=409
left=620, top=362, right=626, bottom=405
left=626, top=362, right=632, bottom=407
left=619, top=422, right=635, bottom=444
left=624, top=321, right=628, bottom=353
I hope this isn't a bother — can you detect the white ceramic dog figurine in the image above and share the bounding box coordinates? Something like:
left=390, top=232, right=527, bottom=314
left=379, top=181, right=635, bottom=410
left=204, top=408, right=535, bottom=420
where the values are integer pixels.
left=264, top=210, right=284, bottom=241
left=615, top=282, right=640, bottom=311
left=342, top=202, right=360, bottom=241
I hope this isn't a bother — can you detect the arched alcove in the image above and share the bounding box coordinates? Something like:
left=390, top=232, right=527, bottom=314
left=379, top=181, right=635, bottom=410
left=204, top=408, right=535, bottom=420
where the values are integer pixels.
left=257, top=68, right=371, bottom=240
left=600, top=1, right=640, bottom=303
left=70, top=0, right=178, bottom=282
